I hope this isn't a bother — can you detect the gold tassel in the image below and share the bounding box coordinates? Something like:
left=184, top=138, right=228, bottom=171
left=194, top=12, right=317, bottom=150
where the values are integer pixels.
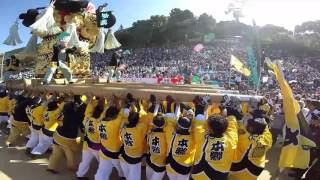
left=105, top=29, right=121, bottom=50
left=65, top=22, right=80, bottom=48
left=3, top=21, right=23, bottom=46
left=90, top=28, right=105, bottom=53
left=30, top=1, right=62, bottom=36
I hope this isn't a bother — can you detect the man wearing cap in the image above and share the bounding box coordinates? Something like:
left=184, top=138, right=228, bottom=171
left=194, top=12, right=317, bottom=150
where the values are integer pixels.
left=42, top=32, right=75, bottom=85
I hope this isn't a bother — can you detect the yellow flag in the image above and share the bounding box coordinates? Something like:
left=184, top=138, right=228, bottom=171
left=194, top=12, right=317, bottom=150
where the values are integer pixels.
left=267, top=60, right=316, bottom=169
left=230, top=55, right=251, bottom=76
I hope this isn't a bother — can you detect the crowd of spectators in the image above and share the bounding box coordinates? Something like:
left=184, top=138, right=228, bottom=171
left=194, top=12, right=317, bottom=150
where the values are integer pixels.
left=4, top=40, right=320, bottom=96
left=91, top=40, right=248, bottom=81
left=91, top=40, right=320, bottom=95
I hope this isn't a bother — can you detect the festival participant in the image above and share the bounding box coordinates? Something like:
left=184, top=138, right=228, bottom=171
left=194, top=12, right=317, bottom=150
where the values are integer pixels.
left=31, top=94, right=64, bottom=155
left=4, top=55, right=20, bottom=81
left=162, top=95, right=179, bottom=120
left=191, top=96, right=238, bottom=180
left=42, top=33, right=75, bottom=85
left=6, top=91, right=32, bottom=146
left=47, top=94, right=85, bottom=174
left=95, top=95, right=125, bottom=180
left=0, top=88, right=10, bottom=129
left=25, top=95, right=45, bottom=155
left=145, top=98, right=171, bottom=180
left=229, top=115, right=272, bottom=180
left=6, top=91, right=17, bottom=133
left=76, top=96, right=106, bottom=178
left=306, top=99, right=320, bottom=124
left=304, top=100, right=320, bottom=179
left=164, top=97, right=198, bottom=180
left=266, top=61, right=317, bottom=180
left=119, top=102, right=148, bottom=180
left=107, top=49, right=123, bottom=83
left=145, top=94, right=162, bottom=129
left=166, top=114, right=196, bottom=180
left=146, top=114, right=167, bottom=180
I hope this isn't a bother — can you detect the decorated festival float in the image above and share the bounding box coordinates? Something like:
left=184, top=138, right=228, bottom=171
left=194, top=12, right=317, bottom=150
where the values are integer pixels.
left=3, top=0, right=262, bottom=102
left=5, top=0, right=118, bottom=77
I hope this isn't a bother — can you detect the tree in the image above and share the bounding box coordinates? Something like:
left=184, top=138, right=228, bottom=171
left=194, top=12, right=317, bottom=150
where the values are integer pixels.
left=131, top=20, right=153, bottom=46
left=294, top=21, right=320, bottom=49
left=197, top=13, right=216, bottom=34
left=295, top=21, right=320, bottom=34
left=166, top=8, right=196, bottom=42
left=259, top=24, right=293, bottom=42
left=168, top=8, right=194, bottom=25
left=115, top=28, right=135, bottom=47
left=215, top=21, right=250, bottom=38
left=150, top=15, right=167, bottom=28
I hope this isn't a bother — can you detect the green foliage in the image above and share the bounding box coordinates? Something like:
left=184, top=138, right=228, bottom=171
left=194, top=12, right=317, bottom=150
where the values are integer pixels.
left=294, top=21, right=320, bottom=50
left=114, top=8, right=320, bottom=53
left=215, top=21, right=251, bottom=38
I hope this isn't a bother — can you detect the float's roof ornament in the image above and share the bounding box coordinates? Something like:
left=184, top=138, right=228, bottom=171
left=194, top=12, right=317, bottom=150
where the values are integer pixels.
left=54, top=0, right=89, bottom=13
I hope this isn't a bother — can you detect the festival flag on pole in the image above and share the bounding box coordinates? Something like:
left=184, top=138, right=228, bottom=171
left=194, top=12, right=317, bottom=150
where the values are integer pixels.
left=266, top=60, right=315, bottom=169
left=230, top=55, right=251, bottom=76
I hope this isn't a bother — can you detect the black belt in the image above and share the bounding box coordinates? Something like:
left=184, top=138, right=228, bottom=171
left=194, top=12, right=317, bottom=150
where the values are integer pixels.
left=32, top=124, right=43, bottom=131
left=120, top=146, right=143, bottom=164
left=192, top=137, right=228, bottom=179
left=0, top=112, right=9, bottom=116
left=230, top=147, right=264, bottom=177
left=192, top=159, right=228, bottom=179
left=166, top=133, right=192, bottom=175
left=146, top=154, right=166, bottom=173
left=42, top=128, right=54, bottom=137
left=101, top=146, right=120, bottom=159
left=166, top=152, right=191, bottom=175
left=84, top=136, right=101, bottom=151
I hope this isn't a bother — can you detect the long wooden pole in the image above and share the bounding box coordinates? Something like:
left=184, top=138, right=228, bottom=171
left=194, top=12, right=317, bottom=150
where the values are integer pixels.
left=6, top=79, right=263, bottom=102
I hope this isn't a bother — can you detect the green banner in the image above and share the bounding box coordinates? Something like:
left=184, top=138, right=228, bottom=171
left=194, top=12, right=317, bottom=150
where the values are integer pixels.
left=247, top=46, right=260, bottom=88
left=192, top=74, right=201, bottom=84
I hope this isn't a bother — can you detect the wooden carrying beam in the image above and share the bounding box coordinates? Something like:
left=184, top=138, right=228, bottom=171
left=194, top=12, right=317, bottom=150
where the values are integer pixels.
left=5, top=79, right=263, bottom=102
left=29, top=78, right=240, bottom=94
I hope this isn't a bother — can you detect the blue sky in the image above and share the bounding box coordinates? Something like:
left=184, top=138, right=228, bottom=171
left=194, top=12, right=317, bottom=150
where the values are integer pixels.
left=1, top=0, right=319, bottom=53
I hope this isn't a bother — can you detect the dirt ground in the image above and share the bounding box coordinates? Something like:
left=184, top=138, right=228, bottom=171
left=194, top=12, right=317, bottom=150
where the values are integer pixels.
left=0, top=131, right=281, bottom=180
